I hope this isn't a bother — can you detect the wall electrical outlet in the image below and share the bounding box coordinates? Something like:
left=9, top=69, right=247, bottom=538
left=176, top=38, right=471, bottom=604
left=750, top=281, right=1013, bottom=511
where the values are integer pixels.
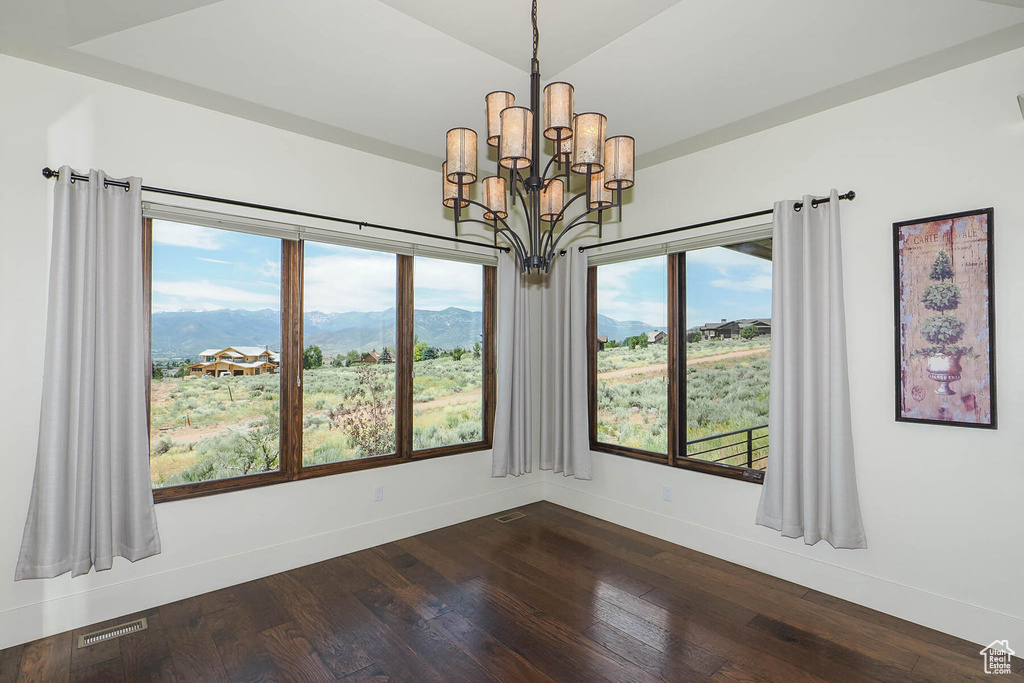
left=373, top=484, right=384, bottom=502
left=662, top=485, right=672, bottom=502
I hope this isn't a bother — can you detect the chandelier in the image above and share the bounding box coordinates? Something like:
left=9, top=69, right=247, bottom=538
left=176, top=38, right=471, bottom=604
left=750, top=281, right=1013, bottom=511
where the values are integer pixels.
left=442, top=0, right=635, bottom=273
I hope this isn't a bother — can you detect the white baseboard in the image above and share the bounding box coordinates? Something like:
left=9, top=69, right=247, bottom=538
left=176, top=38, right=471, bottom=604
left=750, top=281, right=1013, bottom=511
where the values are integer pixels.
left=544, top=480, right=1024, bottom=648
left=0, top=481, right=544, bottom=650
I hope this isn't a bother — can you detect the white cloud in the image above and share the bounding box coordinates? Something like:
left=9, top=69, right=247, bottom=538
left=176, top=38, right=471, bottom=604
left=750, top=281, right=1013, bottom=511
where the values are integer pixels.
left=152, top=280, right=279, bottom=312
left=709, top=274, right=772, bottom=292
left=303, top=250, right=397, bottom=313
left=197, top=257, right=233, bottom=265
left=414, top=258, right=483, bottom=310
left=152, top=221, right=223, bottom=250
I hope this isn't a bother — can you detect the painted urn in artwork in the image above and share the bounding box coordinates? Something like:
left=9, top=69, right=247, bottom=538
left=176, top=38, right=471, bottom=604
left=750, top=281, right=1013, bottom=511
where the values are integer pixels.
left=914, top=250, right=973, bottom=396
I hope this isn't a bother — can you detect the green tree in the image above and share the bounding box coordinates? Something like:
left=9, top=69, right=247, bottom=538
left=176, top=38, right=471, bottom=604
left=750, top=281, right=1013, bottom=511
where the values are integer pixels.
left=915, top=249, right=974, bottom=358
left=740, top=325, right=760, bottom=340
left=422, top=346, right=439, bottom=361
left=625, top=334, right=648, bottom=350
left=473, top=341, right=481, bottom=359
left=345, top=349, right=361, bottom=367
left=302, top=344, right=323, bottom=370
left=688, top=331, right=702, bottom=343
left=451, top=346, right=465, bottom=361
left=331, top=354, right=345, bottom=368
left=379, top=347, right=394, bottom=364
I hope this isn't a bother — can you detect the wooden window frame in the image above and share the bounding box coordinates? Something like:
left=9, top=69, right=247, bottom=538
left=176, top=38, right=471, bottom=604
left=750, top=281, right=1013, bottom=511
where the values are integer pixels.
left=146, top=220, right=497, bottom=503
left=587, top=252, right=766, bottom=484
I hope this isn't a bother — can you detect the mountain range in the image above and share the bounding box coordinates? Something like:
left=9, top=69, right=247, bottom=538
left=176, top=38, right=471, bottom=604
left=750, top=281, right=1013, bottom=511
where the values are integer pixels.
left=596, top=314, right=666, bottom=343
left=151, top=308, right=665, bottom=359
left=151, top=307, right=482, bottom=359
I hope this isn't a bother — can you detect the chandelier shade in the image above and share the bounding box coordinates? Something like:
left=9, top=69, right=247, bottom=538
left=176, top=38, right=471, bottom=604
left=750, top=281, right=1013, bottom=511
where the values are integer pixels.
left=442, top=162, right=470, bottom=209
left=441, top=0, right=635, bottom=273
left=446, top=128, right=478, bottom=183
left=482, top=175, right=508, bottom=220
left=604, top=135, right=635, bottom=190
left=540, top=178, right=564, bottom=222
left=588, top=170, right=613, bottom=210
left=499, top=106, right=534, bottom=170
left=485, top=91, right=515, bottom=147
left=543, top=82, right=574, bottom=141
left=570, top=113, right=607, bottom=175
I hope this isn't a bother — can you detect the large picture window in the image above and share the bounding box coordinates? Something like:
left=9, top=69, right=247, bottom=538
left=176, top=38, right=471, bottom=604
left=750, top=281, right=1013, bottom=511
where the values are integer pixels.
left=588, top=236, right=772, bottom=481
left=145, top=217, right=495, bottom=501
left=412, top=257, right=486, bottom=452
left=148, top=220, right=283, bottom=489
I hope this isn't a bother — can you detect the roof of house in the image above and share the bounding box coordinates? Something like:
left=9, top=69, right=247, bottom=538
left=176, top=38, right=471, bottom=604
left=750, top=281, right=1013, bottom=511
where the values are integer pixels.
left=647, top=331, right=666, bottom=342
left=700, top=318, right=772, bottom=330
left=596, top=335, right=608, bottom=343
left=196, top=346, right=280, bottom=361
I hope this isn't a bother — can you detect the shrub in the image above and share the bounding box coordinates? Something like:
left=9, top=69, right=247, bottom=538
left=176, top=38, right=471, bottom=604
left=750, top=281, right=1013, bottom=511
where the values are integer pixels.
left=740, top=325, right=760, bottom=340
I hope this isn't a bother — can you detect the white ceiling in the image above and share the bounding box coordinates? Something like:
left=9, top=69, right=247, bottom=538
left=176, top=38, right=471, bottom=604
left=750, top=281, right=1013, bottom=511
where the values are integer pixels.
left=3, top=0, right=1024, bottom=170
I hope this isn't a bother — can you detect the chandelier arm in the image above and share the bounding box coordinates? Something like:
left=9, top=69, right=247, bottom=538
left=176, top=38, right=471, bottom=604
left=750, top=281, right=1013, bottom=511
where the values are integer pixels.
left=459, top=199, right=527, bottom=247
left=548, top=219, right=603, bottom=257
left=550, top=189, right=589, bottom=225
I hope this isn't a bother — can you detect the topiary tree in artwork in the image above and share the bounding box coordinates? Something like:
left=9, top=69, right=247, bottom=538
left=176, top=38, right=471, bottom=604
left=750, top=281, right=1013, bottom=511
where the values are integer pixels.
left=914, top=250, right=974, bottom=359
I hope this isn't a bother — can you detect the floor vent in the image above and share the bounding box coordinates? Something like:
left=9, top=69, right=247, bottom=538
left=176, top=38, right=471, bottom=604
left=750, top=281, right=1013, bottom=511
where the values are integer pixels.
left=495, top=511, right=526, bottom=523
left=78, top=618, right=148, bottom=648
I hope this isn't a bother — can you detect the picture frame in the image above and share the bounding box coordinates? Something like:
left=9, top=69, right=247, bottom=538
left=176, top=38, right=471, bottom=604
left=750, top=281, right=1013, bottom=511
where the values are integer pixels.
left=893, top=208, right=996, bottom=428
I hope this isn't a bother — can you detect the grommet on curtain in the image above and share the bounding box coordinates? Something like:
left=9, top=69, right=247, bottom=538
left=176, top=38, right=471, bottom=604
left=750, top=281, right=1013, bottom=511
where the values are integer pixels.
left=794, top=203, right=802, bottom=212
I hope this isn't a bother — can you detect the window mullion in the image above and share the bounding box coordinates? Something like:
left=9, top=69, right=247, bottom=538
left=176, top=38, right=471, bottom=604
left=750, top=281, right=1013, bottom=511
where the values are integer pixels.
left=396, top=254, right=414, bottom=460
left=280, top=239, right=303, bottom=480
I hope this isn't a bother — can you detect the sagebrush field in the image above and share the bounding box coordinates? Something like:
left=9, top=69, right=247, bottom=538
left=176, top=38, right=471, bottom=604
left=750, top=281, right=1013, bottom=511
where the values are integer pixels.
left=149, top=356, right=483, bottom=487
left=596, top=337, right=770, bottom=467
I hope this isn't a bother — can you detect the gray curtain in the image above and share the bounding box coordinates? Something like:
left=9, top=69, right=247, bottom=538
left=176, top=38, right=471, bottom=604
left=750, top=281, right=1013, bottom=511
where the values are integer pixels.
left=17, top=167, right=161, bottom=579
left=492, top=251, right=533, bottom=476
left=539, top=248, right=591, bottom=479
left=755, top=190, right=865, bottom=549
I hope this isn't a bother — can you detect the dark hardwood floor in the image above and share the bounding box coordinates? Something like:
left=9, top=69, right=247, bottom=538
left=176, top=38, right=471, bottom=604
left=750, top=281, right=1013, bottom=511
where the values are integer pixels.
left=4, top=501, right=1018, bottom=682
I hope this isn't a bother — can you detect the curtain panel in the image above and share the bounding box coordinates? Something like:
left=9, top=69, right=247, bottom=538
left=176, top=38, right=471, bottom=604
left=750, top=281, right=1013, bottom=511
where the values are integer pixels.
left=755, top=190, right=866, bottom=549
left=17, top=167, right=161, bottom=579
left=491, top=252, right=533, bottom=476
left=539, top=248, right=592, bottom=479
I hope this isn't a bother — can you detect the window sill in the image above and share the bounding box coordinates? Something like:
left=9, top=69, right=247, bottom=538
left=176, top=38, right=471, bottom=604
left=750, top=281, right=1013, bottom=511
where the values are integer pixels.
left=590, top=441, right=764, bottom=484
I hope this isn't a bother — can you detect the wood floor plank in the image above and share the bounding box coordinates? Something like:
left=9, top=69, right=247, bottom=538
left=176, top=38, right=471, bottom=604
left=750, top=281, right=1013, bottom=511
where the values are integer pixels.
left=117, top=610, right=176, bottom=682
left=430, top=610, right=558, bottom=683
left=0, top=644, right=23, bottom=683
left=2, top=502, right=992, bottom=683
left=354, top=583, right=500, bottom=683
left=319, top=591, right=448, bottom=683
left=159, top=596, right=231, bottom=682
left=69, top=658, right=126, bottom=683
left=262, top=571, right=374, bottom=678
left=451, top=576, right=663, bottom=683
left=584, top=619, right=713, bottom=682
left=16, top=632, right=72, bottom=683
left=258, top=621, right=335, bottom=683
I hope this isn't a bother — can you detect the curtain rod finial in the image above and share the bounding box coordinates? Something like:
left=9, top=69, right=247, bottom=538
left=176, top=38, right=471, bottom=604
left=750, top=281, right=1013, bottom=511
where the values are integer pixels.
left=845, top=190, right=856, bottom=201
left=42, top=167, right=56, bottom=179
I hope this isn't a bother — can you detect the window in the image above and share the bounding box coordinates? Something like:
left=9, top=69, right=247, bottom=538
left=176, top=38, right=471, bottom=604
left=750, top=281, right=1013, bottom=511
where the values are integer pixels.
left=148, top=220, right=283, bottom=489
left=302, top=242, right=397, bottom=466
left=593, top=256, right=669, bottom=455
left=684, top=242, right=771, bottom=473
left=413, top=257, right=486, bottom=452
left=145, top=217, right=495, bottom=501
left=588, top=236, right=772, bottom=482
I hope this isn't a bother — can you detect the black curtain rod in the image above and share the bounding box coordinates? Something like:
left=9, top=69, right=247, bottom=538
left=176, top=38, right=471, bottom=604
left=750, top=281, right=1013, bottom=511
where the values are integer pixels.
left=563, top=190, right=855, bottom=255
left=41, top=167, right=511, bottom=253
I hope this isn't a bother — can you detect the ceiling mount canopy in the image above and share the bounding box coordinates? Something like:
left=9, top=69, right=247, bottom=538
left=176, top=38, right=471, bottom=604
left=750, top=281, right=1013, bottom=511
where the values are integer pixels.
left=442, top=0, right=635, bottom=273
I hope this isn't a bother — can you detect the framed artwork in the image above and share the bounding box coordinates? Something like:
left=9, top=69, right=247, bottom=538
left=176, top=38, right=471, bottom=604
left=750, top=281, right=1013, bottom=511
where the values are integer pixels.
left=894, top=208, right=996, bottom=428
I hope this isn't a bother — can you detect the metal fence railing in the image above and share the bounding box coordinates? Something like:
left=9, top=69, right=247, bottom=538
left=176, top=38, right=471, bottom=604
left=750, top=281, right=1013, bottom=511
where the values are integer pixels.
left=686, top=424, right=768, bottom=470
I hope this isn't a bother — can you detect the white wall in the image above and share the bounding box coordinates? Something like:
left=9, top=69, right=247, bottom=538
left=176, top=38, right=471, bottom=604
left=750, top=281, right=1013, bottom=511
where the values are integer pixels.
left=551, top=46, right=1024, bottom=647
left=0, top=55, right=542, bottom=650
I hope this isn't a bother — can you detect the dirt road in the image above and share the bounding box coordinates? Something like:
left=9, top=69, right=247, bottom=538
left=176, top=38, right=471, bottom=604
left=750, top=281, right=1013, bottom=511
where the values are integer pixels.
left=598, top=347, right=769, bottom=381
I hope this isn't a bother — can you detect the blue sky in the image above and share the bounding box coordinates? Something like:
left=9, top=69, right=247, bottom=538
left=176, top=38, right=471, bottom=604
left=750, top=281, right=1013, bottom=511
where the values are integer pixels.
left=597, top=247, right=772, bottom=328
left=152, top=220, right=483, bottom=313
